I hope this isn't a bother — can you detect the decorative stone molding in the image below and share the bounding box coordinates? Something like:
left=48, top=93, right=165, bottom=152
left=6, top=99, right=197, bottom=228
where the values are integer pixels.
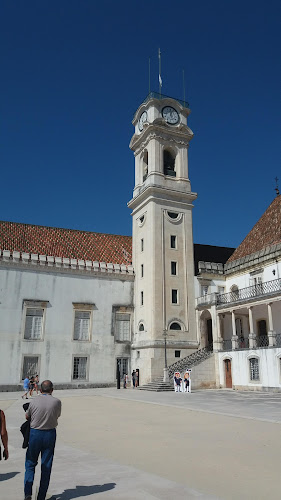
left=225, top=243, right=281, bottom=275
left=198, top=261, right=224, bottom=275
left=0, top=249, right=134, bottom=276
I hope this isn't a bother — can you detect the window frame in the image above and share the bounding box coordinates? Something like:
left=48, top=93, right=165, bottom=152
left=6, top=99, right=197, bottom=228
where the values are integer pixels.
left=22, top=300, right=48, bottom=341
left=171, top=261, right=177, bottom=276
left=72, top=303, right=94, bottom=342
left=171, top=289, right=179, bottom=305
left=170, top=235, right=177, bottom=249
left=249, top=357, right=260, bottom=382
left=115, top=312, right=131, bottom=343
left=21, top=354, right=40, bottom=381
left=72, top=355, right=89, bottom=381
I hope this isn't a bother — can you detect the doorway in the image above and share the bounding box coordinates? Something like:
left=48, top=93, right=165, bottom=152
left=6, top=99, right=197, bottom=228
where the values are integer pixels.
left=224, top=359, right=232, bottom=388
left=207, top=318, right=213, bottom=346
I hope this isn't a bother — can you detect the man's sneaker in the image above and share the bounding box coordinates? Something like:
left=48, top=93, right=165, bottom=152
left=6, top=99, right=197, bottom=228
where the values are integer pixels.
left=24, top=496, right=32, bottom=500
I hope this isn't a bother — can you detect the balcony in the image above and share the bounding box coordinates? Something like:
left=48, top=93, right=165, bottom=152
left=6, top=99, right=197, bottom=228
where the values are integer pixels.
left=196, top=278, right=281, bottom=308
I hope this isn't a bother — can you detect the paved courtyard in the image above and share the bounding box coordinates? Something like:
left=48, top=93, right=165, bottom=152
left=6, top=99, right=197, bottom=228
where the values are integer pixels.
left=1, top=388, right=281, bottom=499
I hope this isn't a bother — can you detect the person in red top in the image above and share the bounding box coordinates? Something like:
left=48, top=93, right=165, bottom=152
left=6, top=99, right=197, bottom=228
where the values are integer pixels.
left=0, top=409, right=9, bottom=461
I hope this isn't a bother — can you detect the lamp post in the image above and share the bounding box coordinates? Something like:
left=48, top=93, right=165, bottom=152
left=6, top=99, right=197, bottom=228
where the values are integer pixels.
left=163, top=330, right=169, bottom=382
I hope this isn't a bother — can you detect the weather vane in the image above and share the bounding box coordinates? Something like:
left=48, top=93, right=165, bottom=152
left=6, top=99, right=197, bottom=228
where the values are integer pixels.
left=275, top=177, right=280, bottom=196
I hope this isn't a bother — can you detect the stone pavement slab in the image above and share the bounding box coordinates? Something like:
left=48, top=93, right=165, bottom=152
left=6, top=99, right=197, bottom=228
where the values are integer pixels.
left=1, top=388, right=281, bottom=499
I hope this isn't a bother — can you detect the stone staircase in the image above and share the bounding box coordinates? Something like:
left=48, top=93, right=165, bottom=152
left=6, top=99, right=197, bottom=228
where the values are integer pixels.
left=138, top=345, right=213, bottom=392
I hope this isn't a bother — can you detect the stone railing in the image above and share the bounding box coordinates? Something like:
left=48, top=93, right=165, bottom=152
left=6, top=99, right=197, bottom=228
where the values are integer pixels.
left=0, top=249, right=134, bottom=275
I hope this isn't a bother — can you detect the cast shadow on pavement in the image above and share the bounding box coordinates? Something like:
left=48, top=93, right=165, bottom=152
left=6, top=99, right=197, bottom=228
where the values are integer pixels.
left=0, top=471, right=20, bottom=481
left=49, top=482, right=116, bottom=499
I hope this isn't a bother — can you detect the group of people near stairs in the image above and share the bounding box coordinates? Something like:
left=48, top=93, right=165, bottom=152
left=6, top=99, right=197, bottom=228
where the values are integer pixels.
left=1, top=379, right=61, bottom=500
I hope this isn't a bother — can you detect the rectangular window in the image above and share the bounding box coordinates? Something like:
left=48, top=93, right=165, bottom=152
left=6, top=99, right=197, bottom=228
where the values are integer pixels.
left=22, top=356, right=39, bottom=380
left=172, top=289, right=178, bottom=304
left=249, top=358, right=259, bottom=381
left=170, top=235, right=176, bottom=249
left=175, top=350, right=181, bottom=358
left=141, top=264, right=144, bottom=277
left=73, top=311, right=91, bottom=341
left=117, top=358, right=128, bottom=378
left=116, top=313, right=130, bottom=341
left=24, top=308, right=44, bottom=340
left=141, top=291, right=144, bottom=306
left=171, top=261, right=177, bottom=275
left=73, top=357, right=88, bottom=380
left=141, top=238, right=144, bottom=252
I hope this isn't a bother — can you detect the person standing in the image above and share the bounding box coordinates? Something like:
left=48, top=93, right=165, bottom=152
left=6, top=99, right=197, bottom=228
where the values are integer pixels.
left=29, top=376, right=35, bottom=398
left=34, top=374, right=40, bottom=395
left=22, top=376, right=30, bottom=399
left=0, top=409, right=9, bottom=461
left=131, top=370, right=136, bottom=388
left=24, top=380, right=61, bottom=500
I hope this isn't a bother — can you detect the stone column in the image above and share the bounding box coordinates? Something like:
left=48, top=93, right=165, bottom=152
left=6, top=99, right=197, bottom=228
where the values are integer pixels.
left=267, top=302, right=276, bottom=347
left=211, top=305, right=218, bottom=350
left=248, top=306, right=256, bottom=348
left=214, top=313, right=223, bottom=351
left=231, top=310, right=238, bottom=350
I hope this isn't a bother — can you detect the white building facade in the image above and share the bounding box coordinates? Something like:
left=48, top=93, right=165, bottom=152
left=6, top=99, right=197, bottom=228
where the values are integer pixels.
left=1, top=92, right=281, bottom=392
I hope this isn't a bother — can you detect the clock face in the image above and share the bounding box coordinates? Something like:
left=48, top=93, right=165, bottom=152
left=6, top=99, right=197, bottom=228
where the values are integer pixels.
left=138, top=111, right=148, bottom=131
left=162, top=106, right=179, bottom=125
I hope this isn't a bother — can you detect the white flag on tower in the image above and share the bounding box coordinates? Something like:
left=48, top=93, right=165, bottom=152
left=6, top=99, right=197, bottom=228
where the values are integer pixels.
left=158, top=48, right=162, bottom=88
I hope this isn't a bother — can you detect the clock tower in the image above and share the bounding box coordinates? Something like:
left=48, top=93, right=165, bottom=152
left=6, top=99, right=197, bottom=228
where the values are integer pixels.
left=128, top=92, right=198, bottom=384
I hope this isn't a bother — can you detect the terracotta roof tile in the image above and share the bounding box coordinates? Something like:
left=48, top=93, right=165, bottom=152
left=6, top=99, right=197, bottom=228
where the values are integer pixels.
left=0, top=221, right=132, bottom=265
left=227, top=196, right=281, bottom=263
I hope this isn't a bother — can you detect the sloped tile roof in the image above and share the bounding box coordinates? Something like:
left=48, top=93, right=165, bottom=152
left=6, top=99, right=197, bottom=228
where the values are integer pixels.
left=227, top=195, right=281, bottom=263
left=0, top=220, right=132, bottom=265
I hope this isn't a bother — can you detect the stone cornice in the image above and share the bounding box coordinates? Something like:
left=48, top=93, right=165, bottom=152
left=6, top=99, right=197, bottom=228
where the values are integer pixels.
left=0, top=249, right=134, bottom=280
left=128, top=184, right=197, bottom=212
left=225, top=243, right=281, bottom=275
left=130, top=121, right=193, bottom=153
left=131, top=339, right=199, bottom=350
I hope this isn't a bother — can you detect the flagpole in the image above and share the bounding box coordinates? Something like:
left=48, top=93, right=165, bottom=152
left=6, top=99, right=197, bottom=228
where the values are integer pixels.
left=158, top=48, right=162, bottom=96
left=183, top=69, right=185, bottom=107
left=148, top=57, right=151, bottom=94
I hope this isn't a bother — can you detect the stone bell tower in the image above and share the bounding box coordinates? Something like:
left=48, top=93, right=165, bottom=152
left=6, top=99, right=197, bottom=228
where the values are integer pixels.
left=128, top=92, right=198, bottom=384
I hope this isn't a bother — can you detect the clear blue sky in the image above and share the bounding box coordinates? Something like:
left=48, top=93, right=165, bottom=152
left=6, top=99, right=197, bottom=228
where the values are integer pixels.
left=1, top=1, right=280, bottom=248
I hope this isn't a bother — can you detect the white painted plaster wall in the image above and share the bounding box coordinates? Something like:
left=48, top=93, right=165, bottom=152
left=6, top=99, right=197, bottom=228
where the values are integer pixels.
left=0, top=265, right=133, bottom=387
left=218, top=348, right=281, bottom=390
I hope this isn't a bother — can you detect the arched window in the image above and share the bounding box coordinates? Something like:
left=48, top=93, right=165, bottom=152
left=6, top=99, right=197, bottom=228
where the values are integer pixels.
left=142, top=150, right=148, bottom=181
left=139, top=323, right=144, bottom=332
left=230, top=285, right=239, bottom=301
left=163, top=150, right=176, bottom=177
left=170, top=322, right=181, bottom=331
